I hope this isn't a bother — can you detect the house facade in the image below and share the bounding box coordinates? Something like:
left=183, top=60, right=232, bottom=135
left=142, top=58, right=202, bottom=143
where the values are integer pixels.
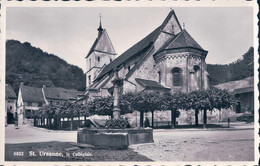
left=17, top=83, right=83, bottom=125
left=215, top=77, right=254, bottom=114
left=17, top=82, right=46, bottom=125
left=5, top=84, right=17, bottom=125
left=84, top=9, right=209, bottom=100
left=43, top=85, right=84, bottom=104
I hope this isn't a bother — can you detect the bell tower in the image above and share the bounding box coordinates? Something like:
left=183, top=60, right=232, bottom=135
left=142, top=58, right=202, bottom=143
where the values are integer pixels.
left=85, top=14, right=117, bottom=89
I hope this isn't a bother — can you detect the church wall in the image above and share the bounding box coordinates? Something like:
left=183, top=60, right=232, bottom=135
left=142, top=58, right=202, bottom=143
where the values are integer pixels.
left=187, top=55, right=203, bottom=92
left=155, top=60, right=166, bottom=86
left=154, top=32, right=173, bottom=51
left=127, top=52, right=158, bottom=88
left=164, top=53, right=188, bottom=93
left=94, top=52, right=114, bottom=68
left=123, top=80, right=137, bottom=93
left=162, top=14, right=182, bottom=35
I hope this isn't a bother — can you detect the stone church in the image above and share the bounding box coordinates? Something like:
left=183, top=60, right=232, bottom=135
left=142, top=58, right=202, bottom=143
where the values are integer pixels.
left=84, top=9, right=209, bottom=101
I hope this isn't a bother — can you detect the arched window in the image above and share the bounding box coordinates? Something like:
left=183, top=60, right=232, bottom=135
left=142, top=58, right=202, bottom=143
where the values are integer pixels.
left=194, top=65, right=200, bottom=73
left=172, top=68, right=182, bottom=86
left=97, top=56, right=100, bottom=62
left=158, top=71, right=161, bottom=83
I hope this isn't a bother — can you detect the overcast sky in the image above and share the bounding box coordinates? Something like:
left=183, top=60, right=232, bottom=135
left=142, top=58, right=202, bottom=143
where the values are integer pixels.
left=7, top=7, right=254, bottom=73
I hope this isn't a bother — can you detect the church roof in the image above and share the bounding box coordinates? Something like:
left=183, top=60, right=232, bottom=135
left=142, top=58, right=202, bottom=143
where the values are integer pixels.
left=43, top=87, right=83, bottom=101
left=86, top=29, right=116, bottom=58
left=94, top=10, right=204, bottom=82
left=5, top=84, right=17, bottom=99
left=21, top=85, right=45, bottom=103
left=135, top=78, right=170, bottom=90
left=157, top=29, right=205, bottom=53
left=95, top=25, right=162, bottom=80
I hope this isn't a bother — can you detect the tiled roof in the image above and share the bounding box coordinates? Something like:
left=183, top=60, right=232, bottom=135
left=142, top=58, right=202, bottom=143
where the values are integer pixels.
left=157, top=29, right=205, bottom=53
left=43, top=87, right=83, bottom=101
left=86, top=29, right=116, bottom=58
left=5, top=84, right=17, bottom=99
left=95, top=25, right=162, bottom=81
left=135, top=78, right=170, bottom=90
left=21, top=86, right=45, bottom=103
left=214, top=77, right=254, bottom=92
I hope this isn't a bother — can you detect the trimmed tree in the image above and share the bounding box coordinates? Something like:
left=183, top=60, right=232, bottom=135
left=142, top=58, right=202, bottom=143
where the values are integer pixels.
left=161, top=92, right=185, bottom=129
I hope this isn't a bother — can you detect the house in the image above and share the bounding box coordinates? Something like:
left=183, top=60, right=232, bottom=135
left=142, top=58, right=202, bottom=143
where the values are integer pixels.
left=5, top=84, right=17, bottom=125
left=215, top=77, right=254, bottom=114
left=84, top=9, right=209, bottom=100
left=42, top=85, right=84, bottom=104
left=16, top=82, right=84, bottom=125
left=17, top=82, right=46, bottom=125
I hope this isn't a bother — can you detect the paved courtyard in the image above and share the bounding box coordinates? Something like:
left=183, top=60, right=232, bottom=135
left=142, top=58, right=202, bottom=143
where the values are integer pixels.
left=130, top=127, right=255, bottom=161
left=5, top=123, right=255, bottom=161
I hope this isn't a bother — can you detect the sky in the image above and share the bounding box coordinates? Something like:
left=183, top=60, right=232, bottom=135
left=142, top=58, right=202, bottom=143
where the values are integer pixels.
left=6, top=7, right=254, bottom=73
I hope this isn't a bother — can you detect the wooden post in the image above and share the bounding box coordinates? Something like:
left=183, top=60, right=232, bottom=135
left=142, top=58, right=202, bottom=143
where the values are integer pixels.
left=171, top=110, right=176, bottom=129
left=203, top=109, right=207, bottom=128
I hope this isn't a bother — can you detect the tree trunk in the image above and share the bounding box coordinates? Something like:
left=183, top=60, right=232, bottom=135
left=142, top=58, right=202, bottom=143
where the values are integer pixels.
left=54, top=117, right=58, bottom=130
left=33, top=118, right=36, bottom=126
left=171, top=110, right=176, bottom=129
left=203, top=109, right=207, bottom=128
left=195, top=109, right=199, bottom=127
left=151, top=111, right=154, bottom=128
left=78, top=116, right=80, bottom=129
left=84, top=115, right=87, bottom=127
left=70, top=117, right=73, bottom=131
left=140, top=112, right=144, bottom=127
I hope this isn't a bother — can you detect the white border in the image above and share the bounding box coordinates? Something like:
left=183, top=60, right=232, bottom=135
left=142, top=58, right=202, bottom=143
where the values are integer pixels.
left=0, top=0, right=259, bottom=166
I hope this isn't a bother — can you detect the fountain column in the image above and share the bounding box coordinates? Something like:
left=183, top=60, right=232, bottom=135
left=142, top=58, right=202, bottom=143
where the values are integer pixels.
left=112, top=68, right=123, bottom=119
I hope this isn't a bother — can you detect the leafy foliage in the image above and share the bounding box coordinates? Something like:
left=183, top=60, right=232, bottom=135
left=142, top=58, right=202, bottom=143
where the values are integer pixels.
left=6, top=40, right=86, bottom=92
left=187, top=89, right=236, bottom=111
left=208, top=47, right=254, bottom=85
left=104, top=118, right=131, bottom=129
left=32, top=102, right=90, bottom=118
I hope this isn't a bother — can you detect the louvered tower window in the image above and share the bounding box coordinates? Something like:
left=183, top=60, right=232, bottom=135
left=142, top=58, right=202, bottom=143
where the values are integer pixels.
left=172, top=68, right=182, bottom=86
left=158, top=71, right=161, bottom=83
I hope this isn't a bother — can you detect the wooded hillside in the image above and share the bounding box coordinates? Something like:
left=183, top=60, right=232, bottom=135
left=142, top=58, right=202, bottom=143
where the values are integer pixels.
left=207, top=47, right=254, bottom=85
left=6, top=40, right=86, bottom=92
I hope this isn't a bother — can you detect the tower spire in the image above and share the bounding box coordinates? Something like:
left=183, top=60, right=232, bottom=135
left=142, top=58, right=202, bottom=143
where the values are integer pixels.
left=97, top=13, right=103, bottom=37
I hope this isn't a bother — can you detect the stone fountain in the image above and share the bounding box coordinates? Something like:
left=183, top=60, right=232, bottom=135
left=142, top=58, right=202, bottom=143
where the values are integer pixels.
left=77, top=69, right=153, bottom=149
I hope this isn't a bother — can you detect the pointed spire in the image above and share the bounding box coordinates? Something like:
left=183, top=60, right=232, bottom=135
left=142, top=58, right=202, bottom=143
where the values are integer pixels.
left=97, top=13, right=103, bottom=37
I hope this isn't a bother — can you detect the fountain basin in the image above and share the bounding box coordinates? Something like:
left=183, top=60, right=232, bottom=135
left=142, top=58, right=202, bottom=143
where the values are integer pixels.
left=77, top=128, right=153, bottom=149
